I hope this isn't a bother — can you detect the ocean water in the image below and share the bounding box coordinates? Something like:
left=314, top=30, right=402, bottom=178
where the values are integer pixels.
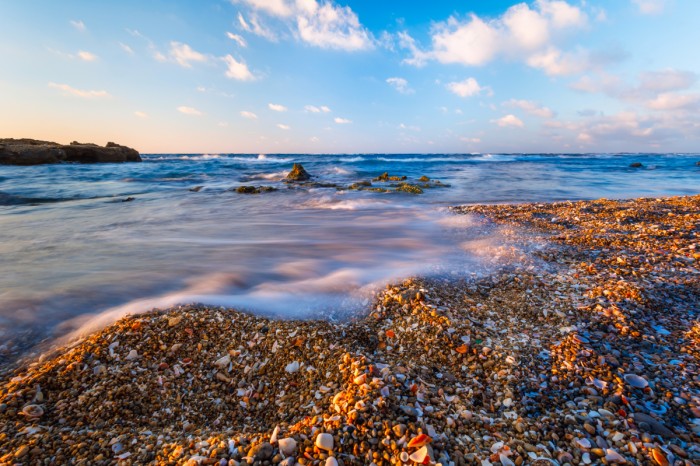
left=0, top=153, right=698, bottom=359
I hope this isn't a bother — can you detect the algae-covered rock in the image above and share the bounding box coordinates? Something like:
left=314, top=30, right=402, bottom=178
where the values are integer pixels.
left=373, top=172, right=407, bottom=182
left=418, top=175, right=430, bottom=182
left=234, top=185, right=278, bottom=194
left=286, top=163, right=312, bottom=181
left=395, top=183, right=424, bottom=194
left=348, top=181, right=372, bottom=190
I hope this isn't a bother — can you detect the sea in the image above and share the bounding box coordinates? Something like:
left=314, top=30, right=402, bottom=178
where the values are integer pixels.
left=0, top=153, right=698, bottom=362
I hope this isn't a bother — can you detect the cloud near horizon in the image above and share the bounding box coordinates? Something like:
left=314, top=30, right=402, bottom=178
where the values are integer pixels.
left=48, top=82, right=111, bottom=98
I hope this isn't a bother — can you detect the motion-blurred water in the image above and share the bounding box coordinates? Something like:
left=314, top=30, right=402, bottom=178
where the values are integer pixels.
left=0, top=153, right=698, bottom=357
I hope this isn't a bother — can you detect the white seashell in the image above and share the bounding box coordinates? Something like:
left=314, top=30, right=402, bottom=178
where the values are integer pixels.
left=605, top=449, right=626, bottom=463
left=503, top=398, right=513, bottom=407
left=270, top=425, right=280, bottom=444
left=409, top=446, right=428, bottom=463
left=400, top=451, right=409, bottom=462
left=444, top=394, right=457, bottom=403
left=623, top=374, right=648, bottom=389
left=576, top=438, right=592, bottom=449
left=126, top=349, right=138, bottom=360
left=500, top=453, right=515, bottom=466
left=491, top=441, right=505, bottom=453
left=505, top=356, right=516, bottom=364
left=315, top=433, right=333, bottom=451
left=325, top=457, right=338, bottom=466
left=278, top=437, right=297, bottom=456
left=285, top=361, right=300, bottom=373
left=214, top=354, right=231, bottom=367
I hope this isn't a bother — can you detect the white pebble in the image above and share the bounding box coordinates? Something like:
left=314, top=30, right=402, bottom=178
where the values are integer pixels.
left=315, top=433, right=333, bottom=451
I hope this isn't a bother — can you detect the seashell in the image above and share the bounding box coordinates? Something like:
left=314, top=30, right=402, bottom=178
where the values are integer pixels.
left=325, top=457, right=338, bottom=466
left=623, top=374, right=648, bottom=389
left=605, top=449, right=626, bottom=463
left=285, top=361, right=300, bottom=373
left=491, top=441, right=505, bottom=453
left=278, top=437, right=297, bottom=455
left=385, top=329, right=396, bottom=338
left=353, top=373, right=367, bottom=385
left=409, top=446, right=428, bottom=464
left=214, top=354, right=231, bottom=367
left=400, top=451, right=409, bottom=462
left=126, top=349, right=138, bottom=360
left=380, top=386, right=390, bottom=397
left=576, top=438, right=592, bottom=449
left=500, top=453, right=515, bottom=466
left=651, top=447, right=669, bottom=466
left=644, top=401, right=667, bottom=415
left=407, top=433, right=431, bottom=448
left=21, top=404, right=44, bottom=418
left=455, top=344, right=468, bottom=354
left=315, top=433, right=333, bottom=451
left=502, top=398, right=513, bottom=407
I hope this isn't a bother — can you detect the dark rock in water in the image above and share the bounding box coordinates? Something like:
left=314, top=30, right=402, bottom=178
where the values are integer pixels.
left=395, top=183, right=424, bottom=194
left=696, top=161, right=700, bottom=166
left=348, top=181, right=372, bottom=190
left=234, top=185, right=277, bottom=194
left=286, top=163, right=311, bottom=181
left=122, top=197, right=135, bottom=202
left=189, top=186, right=203, bottom=192
left=629, top=162, right=644, bottom=168
left=632, top=413, right=674, bottom=438
left=418, top=175, right=430, bottom=182
left=373, top=172, right=407, bottom=182
left=0, top=138, right=141, bottom=165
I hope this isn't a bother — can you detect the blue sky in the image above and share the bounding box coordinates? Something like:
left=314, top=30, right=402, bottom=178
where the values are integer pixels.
left=1, top=0, right=699, bottom=153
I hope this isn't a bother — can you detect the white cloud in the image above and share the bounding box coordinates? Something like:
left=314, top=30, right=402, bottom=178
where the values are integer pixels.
left=236, top=0, right=373, bottom=51
left=269, top=103, right=287, bottom=112
left=277, top=123, right=291, bottom=130
left=446, top=78, right=490, bottom=97
left=639, top=69, right=697, bottom=93
left=226, top=32, right=247, bottom=47
left=48, top=82, right=110, bottom=98
left=646, top=93, right=700, bottom=111
left=70, top=20, right=86, bottom=31
left=235, top=0, right=293, bottom=17
left=305, top=105, right=331, bottom=113
left=401, top=1, right=589, bottom=74
left=504, top=99, right=554, bottom=118
left=178, top=106, right=203, bottom=116
left=334, top=117, right=352, bottom=124
left=77, top=51, right=98, bottom=62
left=134, top=111, right=148, bottom=118
left=241, top=111, right=258, bottom=119
left=386, top=77, right=414, bottom=94
left=632, top=0, right=667, bottom=15
left=310, top=136, right=320, bottom=142
left=238, top=13, right=278, bottom=41
left=169, top=42, right=208, bottom=68
left=119, top=42, right=134, bottom=55
left=526, top=47, right=590, bottom=76
left=461, top=137, right=481, bottom=143
left=493, top=114, right=524, bottom=127
left=398, top=123, right=421, bottom=132
left=223, top=54, right=256, bottom=81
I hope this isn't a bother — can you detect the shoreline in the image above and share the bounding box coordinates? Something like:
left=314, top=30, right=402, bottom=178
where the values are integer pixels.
left=1, top=195, right=698, bottom=465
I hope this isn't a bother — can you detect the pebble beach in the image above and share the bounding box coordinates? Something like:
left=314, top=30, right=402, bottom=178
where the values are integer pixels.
left=1, top=194, right=699, bottom=465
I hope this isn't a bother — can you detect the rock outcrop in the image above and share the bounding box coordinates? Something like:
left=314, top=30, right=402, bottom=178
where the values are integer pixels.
left=285, top=163, right=311, bottom=181
left=0, top=139, right=141, bottom=165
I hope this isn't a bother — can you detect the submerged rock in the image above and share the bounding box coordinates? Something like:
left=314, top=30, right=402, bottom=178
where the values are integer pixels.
left=0, top=138, right=141, bottom=165
left=373, top=172, right=406, bottom=182
left=418, top=175, right=430, bottom=182
left=629, top=162, right=644, bottom=168
left=286, top=163, right=311, bottom=181
left=395, top=183, right=424, bottom=194
left=234, top=185, right=278, bottom=194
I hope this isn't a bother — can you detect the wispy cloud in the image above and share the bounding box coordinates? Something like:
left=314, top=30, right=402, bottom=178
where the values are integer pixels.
left=48, top=82, right=111, bottom=98
left=236, top=0, right=373, bottom=51
left=305, top=105, right=331, bottom=113
left=241, top=110, right=258, bottom=119
left=169, top=42, right=208, bottom=68
left=386, top=77, right=414, bottom=94
left=632, top=0, right=667, bottom=15
left=226, top=32, right=247, bottom=47
left=268, top=103, right=287, bottom=112
left=334, top=117, right=352, bottom=124
left=177, top=106, right=203, bottom=116
left=119, top=42, right=134, bottom=55
left=70, top=20, right=86, bottom=32
left=134, top=111, right=148, bottom=118
left=277, top=123, right=291, bottom=130
left=504, top=99, right=554, bottom=118
left=446, top=78, right=491, bottom=97
left=77, top=51, right=98, bottom=62
left=223, top=55, right=256, bottom=81
left=493, top=114, right=524, bottom=127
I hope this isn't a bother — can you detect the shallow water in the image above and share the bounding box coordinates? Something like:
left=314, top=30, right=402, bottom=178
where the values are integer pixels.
left=0, top=153, right=698, bottom=356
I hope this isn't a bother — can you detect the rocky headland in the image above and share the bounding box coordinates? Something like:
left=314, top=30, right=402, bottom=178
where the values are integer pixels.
left=0, top=139, right=141, bottom=165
